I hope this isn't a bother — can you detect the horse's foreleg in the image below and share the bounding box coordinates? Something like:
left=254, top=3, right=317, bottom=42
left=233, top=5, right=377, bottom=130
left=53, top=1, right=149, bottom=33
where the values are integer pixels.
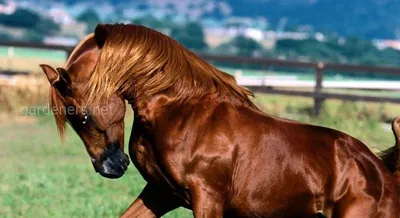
left=190, top=182, right=224, bottom=218
left=120, top=183, right=181, bottom=218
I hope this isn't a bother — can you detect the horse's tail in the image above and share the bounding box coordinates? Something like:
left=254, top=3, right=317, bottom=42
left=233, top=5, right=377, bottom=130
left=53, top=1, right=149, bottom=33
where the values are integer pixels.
left=379, top=117, right=400, bottom=183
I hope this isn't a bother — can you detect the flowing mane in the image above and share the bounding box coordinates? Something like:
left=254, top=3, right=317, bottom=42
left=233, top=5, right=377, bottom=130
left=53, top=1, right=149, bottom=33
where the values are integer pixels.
left=87, top=24, right=255, bottom=108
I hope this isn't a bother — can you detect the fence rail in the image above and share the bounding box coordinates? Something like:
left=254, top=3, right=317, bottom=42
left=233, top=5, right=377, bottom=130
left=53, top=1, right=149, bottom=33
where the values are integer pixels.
left=2, top=41, right=400, bottom=116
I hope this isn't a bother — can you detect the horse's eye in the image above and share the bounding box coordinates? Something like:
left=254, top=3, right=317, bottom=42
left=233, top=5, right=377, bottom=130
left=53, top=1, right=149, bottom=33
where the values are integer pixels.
left=82, top=109, right=89, bottom=125
left=82, top=114, right=88, bottom=125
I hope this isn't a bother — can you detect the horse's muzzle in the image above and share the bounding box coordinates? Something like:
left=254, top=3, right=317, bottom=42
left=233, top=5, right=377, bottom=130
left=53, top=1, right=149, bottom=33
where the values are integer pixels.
left=94, top=143, right=130, bottom=179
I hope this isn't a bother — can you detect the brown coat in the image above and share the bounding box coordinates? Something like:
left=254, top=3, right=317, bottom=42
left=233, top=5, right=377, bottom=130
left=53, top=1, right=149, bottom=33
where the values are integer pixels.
left=40, top=24, right=400, bottom=218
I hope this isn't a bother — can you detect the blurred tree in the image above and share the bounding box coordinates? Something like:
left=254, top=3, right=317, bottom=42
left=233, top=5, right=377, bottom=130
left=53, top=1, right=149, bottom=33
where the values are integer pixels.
left=135, top=16, right=160, bottom=28
left=273, top=36, right=400, bottom=79
left=132, top=16, right=175, bottom=30
left=230, top=35, right=263, bottom=56
left=170, top=22, right=208, bottom=51
left=77, top=9, right=101, bottom=33
left=22, top=30, right=43, bottom=43
left=0, top=33, right=12, bottom=41
left=0, top=8, right=40, bottom=28
left=379, top=48, right=400, bottom=66
left=277, top=39, right=343, bottom=62
left=341, top=37, right=377, bottom=62
left=34, top=18, right=60, bottom=35
left=212, top=35, right=263, bottom=57
left=0, top=8, right=60, bottom=42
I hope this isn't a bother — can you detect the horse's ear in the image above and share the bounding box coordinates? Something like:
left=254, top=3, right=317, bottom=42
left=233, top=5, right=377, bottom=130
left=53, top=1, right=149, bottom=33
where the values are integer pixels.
left=39, top=65, right=71, bottom=94
left=40, top=64, right=60, bottom=86
left=56, top=67, right=71, bottom=86
left=94, top=24, right=109, bottom=48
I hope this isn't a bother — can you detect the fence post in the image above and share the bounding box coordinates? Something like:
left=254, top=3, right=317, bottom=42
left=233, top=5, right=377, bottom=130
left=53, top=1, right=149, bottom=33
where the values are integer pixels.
left=261, top=64, right=266, bottom=87
left=313, top=62, right=325, bottom=116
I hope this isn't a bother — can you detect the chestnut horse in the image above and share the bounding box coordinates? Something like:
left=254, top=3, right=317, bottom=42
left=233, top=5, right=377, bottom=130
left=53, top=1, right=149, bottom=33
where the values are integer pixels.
left=40, top=24, right=400, bottom=218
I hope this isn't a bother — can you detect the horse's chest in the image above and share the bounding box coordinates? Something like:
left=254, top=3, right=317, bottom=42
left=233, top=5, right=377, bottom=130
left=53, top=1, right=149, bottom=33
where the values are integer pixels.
left=129, top=141, right=160, bottom=181
left=129, top=137, right=180, bottom=191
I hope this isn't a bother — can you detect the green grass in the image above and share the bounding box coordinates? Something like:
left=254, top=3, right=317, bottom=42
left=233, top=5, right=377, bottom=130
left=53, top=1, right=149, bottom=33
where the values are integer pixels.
left=0, top=115, right=192, bottom=218
left=1, top=94, right=400, bottom=217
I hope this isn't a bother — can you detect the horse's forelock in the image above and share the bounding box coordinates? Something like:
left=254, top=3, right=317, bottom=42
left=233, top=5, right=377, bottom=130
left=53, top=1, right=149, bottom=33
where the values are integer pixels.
left=50, top=86, right=67, bottom=140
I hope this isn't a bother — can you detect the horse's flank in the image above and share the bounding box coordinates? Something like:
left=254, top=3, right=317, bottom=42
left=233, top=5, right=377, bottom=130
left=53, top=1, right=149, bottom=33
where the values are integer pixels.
left=86, top=24, right=255, bottom=108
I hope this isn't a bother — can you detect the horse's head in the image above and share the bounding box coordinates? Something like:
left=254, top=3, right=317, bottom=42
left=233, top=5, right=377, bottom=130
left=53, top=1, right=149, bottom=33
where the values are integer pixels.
left=39, top=33, right=129, bottom=179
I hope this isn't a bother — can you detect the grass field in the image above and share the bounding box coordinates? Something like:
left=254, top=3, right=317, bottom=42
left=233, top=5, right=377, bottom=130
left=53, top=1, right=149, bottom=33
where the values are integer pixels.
left=0, top=114, right=192, bottom=218
left=1, top=94, right=400, bottom=217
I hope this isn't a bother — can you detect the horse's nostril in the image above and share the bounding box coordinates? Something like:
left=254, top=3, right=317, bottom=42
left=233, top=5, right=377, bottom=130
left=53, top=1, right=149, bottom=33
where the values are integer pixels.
left=98, top=158, right=126, bottom=179
left=95, top=146, right=129, bottom=179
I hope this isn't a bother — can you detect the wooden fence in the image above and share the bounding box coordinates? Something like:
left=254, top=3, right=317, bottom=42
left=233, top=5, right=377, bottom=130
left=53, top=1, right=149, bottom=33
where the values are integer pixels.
left=199, top=54, right=400, bottom=115
left=2, top=41, right=400, bottom=116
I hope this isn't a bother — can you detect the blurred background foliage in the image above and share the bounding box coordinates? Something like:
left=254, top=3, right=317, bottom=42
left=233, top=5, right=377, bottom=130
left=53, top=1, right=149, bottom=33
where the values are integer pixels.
left=2, top=3, right=400, bottom=67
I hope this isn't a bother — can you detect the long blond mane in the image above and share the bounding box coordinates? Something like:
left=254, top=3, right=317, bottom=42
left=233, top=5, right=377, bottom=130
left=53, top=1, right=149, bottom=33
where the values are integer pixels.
left=87, top=24, right=255, bottom=107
